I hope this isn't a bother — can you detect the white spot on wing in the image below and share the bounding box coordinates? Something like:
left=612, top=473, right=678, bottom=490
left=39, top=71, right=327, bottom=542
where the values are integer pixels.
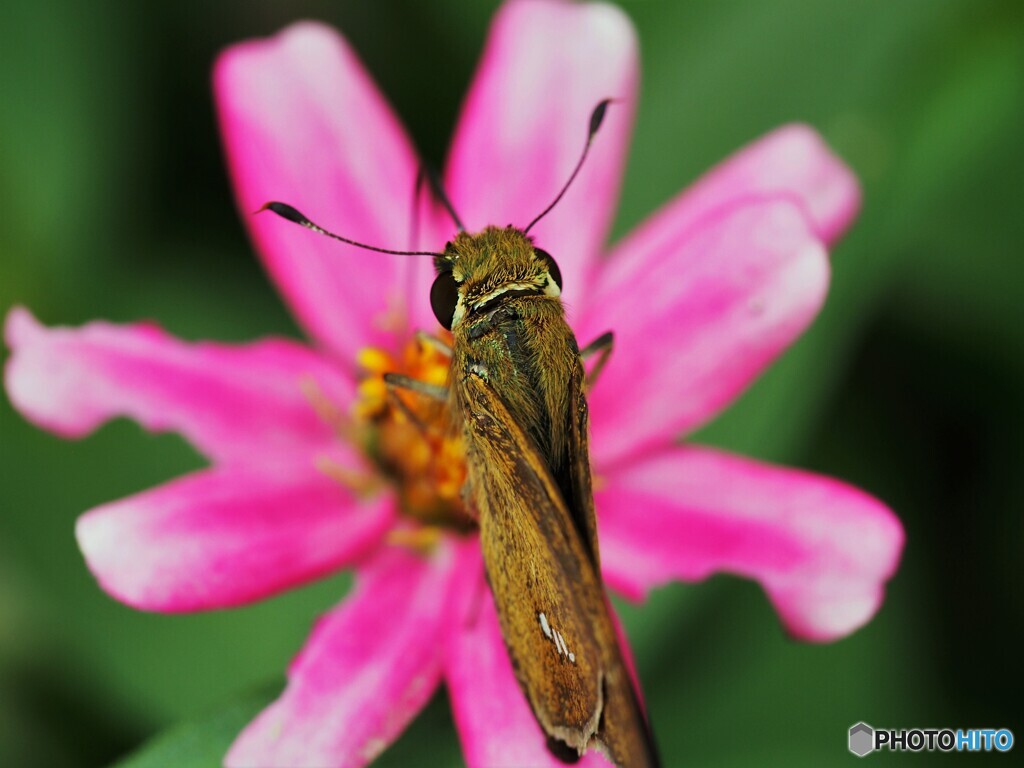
left=538, top=611, right=577, bottom=664
left=539, top=612, right=552, bottom=639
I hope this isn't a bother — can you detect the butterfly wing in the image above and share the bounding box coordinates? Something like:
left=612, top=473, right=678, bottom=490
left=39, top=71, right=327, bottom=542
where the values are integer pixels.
left=462, top=373, right=658, bottom=766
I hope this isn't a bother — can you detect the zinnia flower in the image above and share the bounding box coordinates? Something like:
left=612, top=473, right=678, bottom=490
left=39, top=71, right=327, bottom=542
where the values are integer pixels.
left=3, top=1, right=904, bottom=766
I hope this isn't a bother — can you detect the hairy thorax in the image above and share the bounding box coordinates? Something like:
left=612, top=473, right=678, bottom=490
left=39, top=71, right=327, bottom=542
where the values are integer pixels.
left=452, top=294, right=581, bottom=477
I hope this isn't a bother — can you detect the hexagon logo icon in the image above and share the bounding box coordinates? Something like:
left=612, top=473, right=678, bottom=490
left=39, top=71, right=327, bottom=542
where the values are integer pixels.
left=849, top=722, right=875, bottom=757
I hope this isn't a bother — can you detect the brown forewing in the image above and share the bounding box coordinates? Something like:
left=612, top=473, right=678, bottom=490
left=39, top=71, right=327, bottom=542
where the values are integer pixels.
left=563, top=361, right=600, bottom=573
left=461, top=374, right=659, bottom=767
left=464, top=373, right=604, bottom=750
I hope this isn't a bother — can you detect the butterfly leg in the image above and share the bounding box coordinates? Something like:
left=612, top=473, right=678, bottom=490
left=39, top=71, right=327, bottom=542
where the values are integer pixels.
left=581, top=331, right=614, bottom=390
left=414, top=330, right=453, bottom=358
left=383, top=372, right=449, bottom=402
left=382, top=372, right=449, bottom=435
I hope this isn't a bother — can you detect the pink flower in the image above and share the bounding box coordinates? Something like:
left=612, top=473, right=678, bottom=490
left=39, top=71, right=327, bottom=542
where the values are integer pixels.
left=3, top=2, right=904, bottom=766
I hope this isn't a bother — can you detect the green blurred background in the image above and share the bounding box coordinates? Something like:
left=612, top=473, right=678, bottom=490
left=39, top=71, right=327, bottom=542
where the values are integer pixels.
left=2, top=0, right=1022, bottom=765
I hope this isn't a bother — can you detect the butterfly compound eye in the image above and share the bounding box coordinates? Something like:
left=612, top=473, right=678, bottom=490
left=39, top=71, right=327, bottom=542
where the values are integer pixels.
left=534, top=248, right=563, bottom=290
left=430, top=270, right=459, bottom=330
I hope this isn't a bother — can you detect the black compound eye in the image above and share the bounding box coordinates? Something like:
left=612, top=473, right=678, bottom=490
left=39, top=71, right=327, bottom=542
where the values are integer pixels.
left=430, top=269, right=459, bottom=330
left=534, top=248, right=562, bottom=290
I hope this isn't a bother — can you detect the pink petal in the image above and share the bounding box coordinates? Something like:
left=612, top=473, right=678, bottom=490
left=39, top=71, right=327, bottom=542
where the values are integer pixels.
left=606, top=601, right=644, bottom=715
left=579, top=199, right=829, bottom=466
left=76, top=463, right=393, bottom=612
left=226, top=539, right=466, bottom=768
left=445, top=563, right=613, bottom=768
left=4, top=307, right=352, bottom=467
left=611, top=124, right=860, bottom=266
left=445, top=0, right=638, bottom=302
left=215, top=22, right=449, bottom=361
left=597, top=446, right=904, bottom=641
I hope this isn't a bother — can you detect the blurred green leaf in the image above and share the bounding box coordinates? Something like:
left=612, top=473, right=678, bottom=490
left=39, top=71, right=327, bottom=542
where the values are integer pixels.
left=113, top=688, right=464, bottom=768
left=113, top=690, right=271, bottom=768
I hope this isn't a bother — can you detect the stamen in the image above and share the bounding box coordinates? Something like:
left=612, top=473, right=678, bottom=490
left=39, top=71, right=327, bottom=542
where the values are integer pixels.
left=300, top=334, right=469, bottom=532
left=355, top=378, right=389, bottom=420
left=356, top=347, right=395, bottom=375
left=348, top=334, right=470, bottom=531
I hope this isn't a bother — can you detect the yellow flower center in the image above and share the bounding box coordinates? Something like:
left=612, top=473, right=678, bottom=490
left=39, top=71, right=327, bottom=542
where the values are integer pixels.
left=342, top=333, right=472, bottom=535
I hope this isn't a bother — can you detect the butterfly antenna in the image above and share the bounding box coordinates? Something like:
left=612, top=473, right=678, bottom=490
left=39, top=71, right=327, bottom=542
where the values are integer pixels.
left=421, top=164, right=465, bottom=232
left=256, top=202, right=444, bottom=257
left=524, top=99, right=613, bottom=235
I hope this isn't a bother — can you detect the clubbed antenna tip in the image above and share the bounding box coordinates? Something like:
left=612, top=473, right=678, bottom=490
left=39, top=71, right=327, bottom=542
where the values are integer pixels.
left=589, top=99, right=612, bottom=139
left=255, top=201, right=309, bottom=224
left=253, top=201, right=444, bottom=258
left=524, top=99, right=616, bottom=234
